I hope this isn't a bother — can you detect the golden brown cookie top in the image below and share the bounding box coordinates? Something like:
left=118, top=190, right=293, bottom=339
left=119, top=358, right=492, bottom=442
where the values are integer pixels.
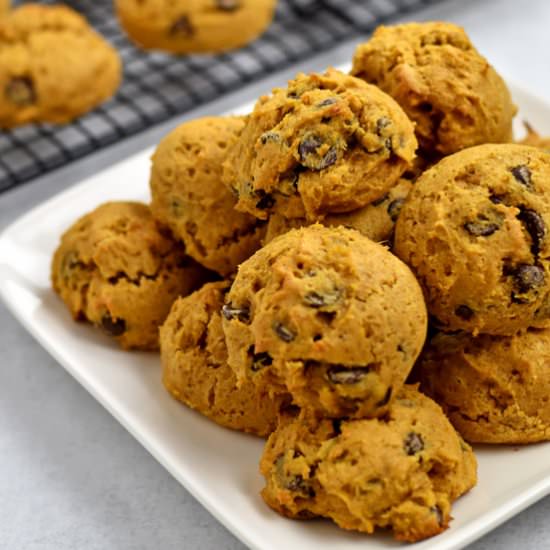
left=223, top=224, right=427, bottom=418
left=395, top=143, right=550, bottom=335
left=260, top=385, right=477, bottom=542
left=418, top=328, right=550, bottom=444
left=351, top=21, right=516, bottom=156
left=223, top=68, right=417, bottom=221
left=150, top=116, right=265, bottom=276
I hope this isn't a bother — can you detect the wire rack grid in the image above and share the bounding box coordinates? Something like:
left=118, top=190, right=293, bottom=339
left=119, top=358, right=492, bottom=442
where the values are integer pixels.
left=0, top=0, right=444, bottom=194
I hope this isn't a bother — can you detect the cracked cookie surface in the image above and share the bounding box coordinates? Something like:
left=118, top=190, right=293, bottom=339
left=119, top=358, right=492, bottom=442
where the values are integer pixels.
left=150, top=116, right=265, bottom=276
left=51, top=201, right=207, bottom=350
left=351, top=21, right=515, bottom=156
left=418, top=329, right=550, bottom=444
left=115, top=0, right=276, bottom=54
left=160, top=281, right=289, bottom=436
left=394, top=144, right=550, bottom=335
left=223, top=69, right=417, bottom=221
left=0, top=4, right=121, bottom=128
left=264, top=177, right=413, bottom=246
left=259, top=385, right=477, bottom=542
left=222, top=224, right=427, bottom=419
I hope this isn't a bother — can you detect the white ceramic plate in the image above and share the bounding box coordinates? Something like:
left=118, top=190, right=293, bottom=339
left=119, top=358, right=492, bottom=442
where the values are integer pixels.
left=1, top=81, right=550, bottom=550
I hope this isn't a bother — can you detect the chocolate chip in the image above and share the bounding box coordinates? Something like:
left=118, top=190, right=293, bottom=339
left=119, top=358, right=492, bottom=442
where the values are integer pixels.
left=170, top=15, right=193, bottom=36
left=387, top=198, right=405, bottom=222
left=376, top=386, right=393, bottom=407
left=251, top=351, right=272, bottom=372
left=260, top=132, right=280, bottom=144
left=216, top=0, right=240, bottom=10
left=221, top=303, right=250, bottom=323
left=490, top=194, right=504, bottom=204
left=317, top=97, right=337, bottom=108
left=273, top=321, right=296, bottom=342
left=464, top=220, right=500, bottom=237
left=100, top=313, right=126, bottom=337
left=455, top=305, right=474, bottom=320
left=517, top=207, right=546, bottom=255
left=404, top=432, right=424, bottom=455
left=303, top=289, right=341, bottom=308
left=514, top=264, right=545, bottom=294
left=5, top=77, right=35, bottom=106
left=255, top=191, right=275, bottom=210
left=510, top=165, right=532, bottom=189
left=327, top=366, right=370, bottom=385
left=275, top=455, right=315, bottom=498
left=298, top=135, right=339, bottom=171
left=376, top=117, right=391, bottom=134
left=331, top=419, right=342, bottom=435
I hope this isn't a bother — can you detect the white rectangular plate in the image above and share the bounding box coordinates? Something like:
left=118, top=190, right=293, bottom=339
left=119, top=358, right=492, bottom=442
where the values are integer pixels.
left=1, top=81, right=550, bottom=550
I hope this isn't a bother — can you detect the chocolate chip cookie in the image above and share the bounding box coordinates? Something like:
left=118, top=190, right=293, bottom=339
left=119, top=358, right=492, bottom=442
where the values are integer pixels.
left=115, top=0, right=276, bottom=54
left=51, top=202, right=207, bottom=350
left=418, top=329, right=550, bottom=444
left=150, top=116, right=265, bottom=276
left=351, top=22, right=516, bottom=156
left=394, top=144, right=550, bottom=335
left=223, top=68, right=417, bottom=221
left=222, top=225, right=427, bottom=419
left=160, top=281, right=289, bottom=436
left=264, top=177, right=413, bottom=246
left=260, top=385, right=477, bottom=542
left=0, top=4, right=121, bottom=128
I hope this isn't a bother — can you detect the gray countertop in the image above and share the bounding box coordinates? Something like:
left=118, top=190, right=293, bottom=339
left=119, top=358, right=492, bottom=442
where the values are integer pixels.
left=2, top=0, right=550, bottom=548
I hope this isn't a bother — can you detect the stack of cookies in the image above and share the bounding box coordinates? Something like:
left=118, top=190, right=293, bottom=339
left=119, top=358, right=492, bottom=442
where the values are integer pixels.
left=50, top=20, right=550, bottom=543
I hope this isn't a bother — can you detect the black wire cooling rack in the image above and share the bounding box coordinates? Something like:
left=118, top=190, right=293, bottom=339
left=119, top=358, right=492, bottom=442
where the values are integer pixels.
left=0, top=0, right=445, bottom=194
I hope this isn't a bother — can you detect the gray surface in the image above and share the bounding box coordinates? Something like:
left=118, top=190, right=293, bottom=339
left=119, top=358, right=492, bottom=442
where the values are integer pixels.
left=1, top=0, right=550, bottom=548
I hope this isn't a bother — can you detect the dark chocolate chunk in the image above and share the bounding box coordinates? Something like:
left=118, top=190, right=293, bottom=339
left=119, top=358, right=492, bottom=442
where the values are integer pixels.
left=170, top=15, right=194, bottom=36
left=455, top=305, right=474, bottom=320
left=517, top=207, right=546, bottom=254
left=100, top=313, right=126, bottom=337
left=216, top=0, right=240, bottom=10
left=275, top=455, right=315, bottom=498
left=510, top=165, right=532, bottom=189
left=255, top=191, right=275, bottom=210
left=464, top=219, right=500, bottom=237
left=376, top=116, right=391, bottom=134
left=298, top=135, right=339, bottom=171
left=260, top=131, right=280, bottom=145
left=5, top=77, right=35, bottom=106
left=489, top=194, right=503, bottom=204
left=251, top=351, right=272, bottom=372
left=404, top=432, right=424, bottom=455
left=303, top=289, right=341, bottom=308
left=331, top=419, right=342, bottom=436
left=221, top=303, right=250, bottom=323
left=327, top=365, right=370, bottom=385
left=317, top=97, right=337, bottom=108
left=273, top=321, right=296, bottom=342
left=387, top=198, right=406, bottom=222
left=514, top=264, right=545, bottom=294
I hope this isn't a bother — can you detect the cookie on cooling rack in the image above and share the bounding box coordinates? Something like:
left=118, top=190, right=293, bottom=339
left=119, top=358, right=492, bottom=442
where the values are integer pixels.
left=115, top=0, right=276, bottom=54
left=0, top=4, right=121, bottom=128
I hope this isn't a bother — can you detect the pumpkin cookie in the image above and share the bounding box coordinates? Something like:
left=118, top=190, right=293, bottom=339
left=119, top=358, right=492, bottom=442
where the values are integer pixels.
left=115, top=0, right=276, bottom=54
left=223, top=68, right=417, bottom=221
left=150, top=116, right=265, bottom=276
left=351, top=22, right=515, bottom=156
left=51, top=202, right=207, bottom=350
left=418, top=329, right=550, bottom=444
left=394, top=144, right=550, bottom=335
left=0, top=4, right=121, bottom=128
left=160, top=281, right=289, bottom=436
left=264, top=178, right=413, bottom=246
left=222, top=225, right=427, bottom=419
left=260, top=385, right=477, bottom=542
